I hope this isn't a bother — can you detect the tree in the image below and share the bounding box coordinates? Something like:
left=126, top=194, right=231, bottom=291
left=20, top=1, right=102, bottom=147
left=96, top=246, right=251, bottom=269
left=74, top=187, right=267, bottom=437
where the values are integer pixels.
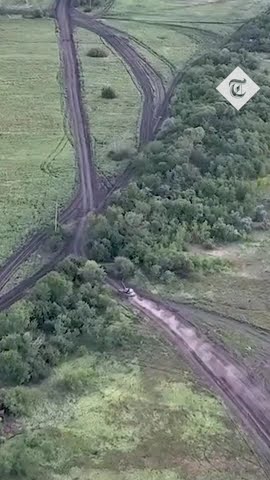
left=111, top=256, right=135, bottom=281
left=78, top=260, right=105, bottom=285
left=101, top=86, right=117, bottom=99
left=87, top=47, right=108, bottom=58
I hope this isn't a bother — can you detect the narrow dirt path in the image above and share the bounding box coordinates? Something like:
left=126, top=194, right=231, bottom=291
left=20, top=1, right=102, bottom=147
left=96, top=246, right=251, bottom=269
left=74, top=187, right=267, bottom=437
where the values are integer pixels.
left=112, top=286, right=270, bottom=471
left=73, top=11, right=166, bottom=145
left=0, top=0, right=98, bottom=289
left=0, top=2, right=167, bottom=293
left=55, top=0, right=98, bottom=255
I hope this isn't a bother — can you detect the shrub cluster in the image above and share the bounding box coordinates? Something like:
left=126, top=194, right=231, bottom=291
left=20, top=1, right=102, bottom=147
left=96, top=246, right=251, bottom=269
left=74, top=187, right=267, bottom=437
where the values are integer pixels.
left=86, top=12, right=270, bottom=279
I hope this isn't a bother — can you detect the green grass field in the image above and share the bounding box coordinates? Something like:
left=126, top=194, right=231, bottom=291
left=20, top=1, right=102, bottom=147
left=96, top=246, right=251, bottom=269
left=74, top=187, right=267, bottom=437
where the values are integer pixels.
left=148, top=227, right=270, bottom=332
left=0, top=0, right=50, bottom=7
left=145, top=233, right=270, bottom=329
left=0, top=18, right=75, bottom=263
left=103, top=0, right=270, bottom=82
left=1, top=329, right=264, bottom=480
left=108, top=0, right=270, bottom=26
left=77, top=29, right=139, bottom=176
left=109, top=19, right=200, bottom=73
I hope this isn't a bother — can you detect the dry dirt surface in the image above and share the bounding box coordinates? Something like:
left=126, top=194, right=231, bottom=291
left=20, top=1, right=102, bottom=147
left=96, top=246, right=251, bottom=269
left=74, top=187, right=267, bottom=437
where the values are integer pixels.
left=1, top=2, right=270, bottom=471
left=73, top=10, right=166, bottom=145
left=126, top=290, right=270, bottom=471
left=0, top=0, right=96, bottom=288
left=0, top=1, right=168, bottom=294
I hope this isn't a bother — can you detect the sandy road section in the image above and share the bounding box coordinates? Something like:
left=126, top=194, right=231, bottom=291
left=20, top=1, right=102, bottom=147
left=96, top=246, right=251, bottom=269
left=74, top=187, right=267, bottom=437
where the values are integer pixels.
left=55, top=0, right=98, bottom=256
left=124, top=290, right=270, bottom=469
left=0, top=4, right=167, bottom=291
left=73, top=11, right=166, bottom=145
left=0, top=0, right=98, bottom=289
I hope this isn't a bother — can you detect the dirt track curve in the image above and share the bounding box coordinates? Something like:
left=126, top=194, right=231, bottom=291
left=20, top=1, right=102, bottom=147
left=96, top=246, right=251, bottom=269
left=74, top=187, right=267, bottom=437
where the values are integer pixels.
left=0, top=2, right=166, bottom=293
left=73, top=10, right=165, bottom=145
left=0, top=0, right=96, bottom=289
left=1, top=2, right=270, bottom=471
left=105, top=279, right=270, bottom=473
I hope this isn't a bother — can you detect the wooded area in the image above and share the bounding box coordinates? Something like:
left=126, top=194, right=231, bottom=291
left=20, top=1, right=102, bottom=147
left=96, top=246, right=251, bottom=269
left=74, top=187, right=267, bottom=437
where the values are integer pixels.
left=0, top=258, right=138, bottom=389
left=86, top=13, right=270, bottom=280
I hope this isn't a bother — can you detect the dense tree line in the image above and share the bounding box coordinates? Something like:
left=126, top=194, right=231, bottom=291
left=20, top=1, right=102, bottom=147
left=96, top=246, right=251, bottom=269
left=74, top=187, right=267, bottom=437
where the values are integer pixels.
left=0, top=258, right=138, bottom=387
left=86, top=12, right=270, bottom=280
left=229, top=11, right=270, bottom=53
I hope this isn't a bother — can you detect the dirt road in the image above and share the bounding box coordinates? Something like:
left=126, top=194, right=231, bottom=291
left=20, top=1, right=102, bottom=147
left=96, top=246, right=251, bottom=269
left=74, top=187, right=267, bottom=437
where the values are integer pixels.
left=1, top=2, right=270, bottom=470
left=119, top=288, right=270, bottom=470
left=0, top=3, right=168, bottom=291
left=73, top=11, right=165, bottom=145
left=0, top=0, right=97, bottom=289
left=56, top=0, right=98, bottom=256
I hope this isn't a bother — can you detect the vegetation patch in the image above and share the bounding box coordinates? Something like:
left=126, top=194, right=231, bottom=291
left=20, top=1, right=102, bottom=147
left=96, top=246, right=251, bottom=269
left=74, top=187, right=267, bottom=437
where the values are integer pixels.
left=0, top=257, right=140, bottom=387
left=78, top=29, right=139, bottom=176
left=87, top=47, right=108, bottom=58
left=0, top=18, right=75, bottom=263
left=85, top=11, right=270, bottom=283
left=0, top=0, right=50, bottom=6
left=0, top=338, right=262, bottom=479
left=110, top=19, right=207, bottom=77
left=108, top=0, right=270, bottom=32
left=101, top=85, right=117, bottom=99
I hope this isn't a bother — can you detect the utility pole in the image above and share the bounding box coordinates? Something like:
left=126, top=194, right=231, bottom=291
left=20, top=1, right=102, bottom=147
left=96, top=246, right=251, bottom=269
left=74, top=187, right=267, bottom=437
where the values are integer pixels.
left=54, top=199, right=58, bottom=232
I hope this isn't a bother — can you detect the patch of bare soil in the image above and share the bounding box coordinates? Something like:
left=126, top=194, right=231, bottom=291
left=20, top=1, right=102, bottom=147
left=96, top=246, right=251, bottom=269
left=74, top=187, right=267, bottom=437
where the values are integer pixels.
left=128, top=290, right=270, bottom=471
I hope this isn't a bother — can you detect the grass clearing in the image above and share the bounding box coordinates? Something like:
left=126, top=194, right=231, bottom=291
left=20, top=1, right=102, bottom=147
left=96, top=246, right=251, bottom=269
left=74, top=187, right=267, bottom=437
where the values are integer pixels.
left=0, top=17, right=75, bottom=263
left=77, top=28, right=139, bottom=176
left=104, top=0, right=270, bottom=74
left=148, top=238, right=270, bottom=330
left=1, top=329, right=264, bottom=480
left=109, top=19, right=200, bottom=75
left=0, top=0, right=50, bottom=8
left=108, top=0, right=270, bottom=27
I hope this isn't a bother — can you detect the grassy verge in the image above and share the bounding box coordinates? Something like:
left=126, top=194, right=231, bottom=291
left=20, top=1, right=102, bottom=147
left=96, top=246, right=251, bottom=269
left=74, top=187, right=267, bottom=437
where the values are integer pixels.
left=149, top=227, right=270, bottom=331
left=0, top=17, right=75, bottom=263
left=139, top=227, right=270, bottom=369
left=0, top=327, right=264, bottom=480
left=109, top=19, right=201, bottom=76
left=108, top=0, right=270, bottom=28
left=77, top=28, right=140, bottom=176
left=0, top=0, right=50, bottom=7
left=103, top=0, right=270, bottom=73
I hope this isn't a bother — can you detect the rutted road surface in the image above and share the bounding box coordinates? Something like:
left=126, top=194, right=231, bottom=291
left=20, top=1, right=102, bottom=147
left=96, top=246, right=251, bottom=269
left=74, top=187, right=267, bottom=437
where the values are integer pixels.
left=0, top=2, right=166, bottom=292
left=56, top=0, right=97, bottom=215
left=55, top=0, right=98, bottom=256
left=122, top=288, right=270, bottom=470
left=0, top=0, right=99, bottom=305
left=73, top=10, right=165, bottom=145
left=0, top=1, right=270, bottom=471
left=0, top=0, right=96, bottom=289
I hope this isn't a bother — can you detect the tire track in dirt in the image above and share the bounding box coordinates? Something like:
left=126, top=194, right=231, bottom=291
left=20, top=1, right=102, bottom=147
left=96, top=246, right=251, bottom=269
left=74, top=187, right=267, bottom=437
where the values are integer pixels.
left=54, top=0, right=98, bottom=256
left=0, top=5, right=166, bottom=294
left=73, top=11, right=167, bottom=205
left=109, top=282, right=270, bottom=471
left=73, top=11, right=166, bottom=145
left=0, top=0, right=97, bottom=290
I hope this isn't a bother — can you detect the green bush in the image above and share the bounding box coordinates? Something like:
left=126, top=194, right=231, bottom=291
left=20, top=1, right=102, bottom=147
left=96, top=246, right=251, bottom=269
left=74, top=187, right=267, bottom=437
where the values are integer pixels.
left=87, top=47, right=108, bottom=58
left=101, top=86, right=117, bottom=99
left=108, top=146, right=136, bottom=162
left=22, top=8, right=43, bottom=19
left=54, top=366, right=95, bottom=394
left=1, top=387, right=40, bottom=417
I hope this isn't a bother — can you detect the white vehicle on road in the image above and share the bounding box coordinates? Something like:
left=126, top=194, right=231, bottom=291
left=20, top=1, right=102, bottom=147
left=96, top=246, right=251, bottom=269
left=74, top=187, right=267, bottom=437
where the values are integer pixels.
left=121, top=283, right=136, bottom=297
